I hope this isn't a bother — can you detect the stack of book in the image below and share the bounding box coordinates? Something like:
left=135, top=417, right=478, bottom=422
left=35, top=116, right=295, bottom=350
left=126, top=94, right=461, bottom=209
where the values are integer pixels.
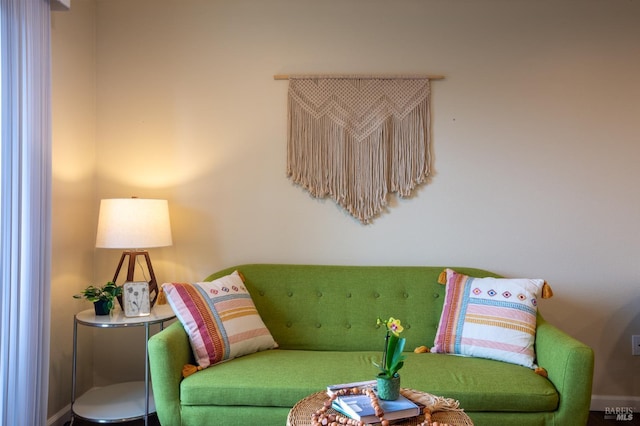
left=326, top=380, right=421, bottom=424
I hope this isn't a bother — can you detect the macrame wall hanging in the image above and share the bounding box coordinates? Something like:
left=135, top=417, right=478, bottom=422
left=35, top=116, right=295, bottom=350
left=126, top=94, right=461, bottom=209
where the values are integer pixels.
left=276, top=74, right=442, bottom=224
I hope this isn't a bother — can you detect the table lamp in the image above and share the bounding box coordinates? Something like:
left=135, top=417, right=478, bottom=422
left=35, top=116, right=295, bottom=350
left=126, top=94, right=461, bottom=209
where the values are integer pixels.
left=95, top=197, right=172, bottom=307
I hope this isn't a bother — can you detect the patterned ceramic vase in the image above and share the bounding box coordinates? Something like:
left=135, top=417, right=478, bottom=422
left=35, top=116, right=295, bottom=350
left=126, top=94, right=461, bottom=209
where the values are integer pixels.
left=376, top=373, right=400, bottom=400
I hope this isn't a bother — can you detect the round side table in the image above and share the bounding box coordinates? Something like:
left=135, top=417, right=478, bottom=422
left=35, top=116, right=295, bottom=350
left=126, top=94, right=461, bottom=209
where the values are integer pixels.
left=70, top=304, right=176, bottom=426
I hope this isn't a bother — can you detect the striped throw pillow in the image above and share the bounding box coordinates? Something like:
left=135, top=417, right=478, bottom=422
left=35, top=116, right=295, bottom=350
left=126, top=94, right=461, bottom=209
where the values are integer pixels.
left=163, top=270, right=277, bottom=369
left=432, top=269, right=544, bottom=368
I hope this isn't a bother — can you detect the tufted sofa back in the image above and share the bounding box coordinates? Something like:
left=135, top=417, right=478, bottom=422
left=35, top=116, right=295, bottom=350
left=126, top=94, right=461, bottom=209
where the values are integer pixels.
left=204, top=264, right=500, bottom=352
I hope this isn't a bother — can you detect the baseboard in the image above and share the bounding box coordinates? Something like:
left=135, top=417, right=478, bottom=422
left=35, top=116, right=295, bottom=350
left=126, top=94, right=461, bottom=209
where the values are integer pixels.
left=47, top=404, right=70, bottom=426
left=591, top=395, right=640, bottom=412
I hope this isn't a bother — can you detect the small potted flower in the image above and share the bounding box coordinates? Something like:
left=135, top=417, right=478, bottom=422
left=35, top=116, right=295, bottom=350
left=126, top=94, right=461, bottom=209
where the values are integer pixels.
left=373, top=317, right=406, bottom=400
left=73, top=282, right=122, bottom=315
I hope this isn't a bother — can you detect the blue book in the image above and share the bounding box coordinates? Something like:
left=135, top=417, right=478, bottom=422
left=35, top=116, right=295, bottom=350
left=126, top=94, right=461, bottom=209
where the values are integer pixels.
left=332, top=392, right=420, bottom=423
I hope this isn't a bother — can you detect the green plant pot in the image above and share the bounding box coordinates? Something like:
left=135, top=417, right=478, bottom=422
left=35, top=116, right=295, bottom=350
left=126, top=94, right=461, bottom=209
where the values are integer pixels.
left=93, top=300, right=110, bottom=316
left=376, top=373, right=400, bottom=400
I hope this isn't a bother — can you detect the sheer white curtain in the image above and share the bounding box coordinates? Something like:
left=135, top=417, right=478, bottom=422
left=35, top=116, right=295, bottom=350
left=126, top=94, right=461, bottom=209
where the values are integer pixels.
left=0, top=0, right=52, bottom=425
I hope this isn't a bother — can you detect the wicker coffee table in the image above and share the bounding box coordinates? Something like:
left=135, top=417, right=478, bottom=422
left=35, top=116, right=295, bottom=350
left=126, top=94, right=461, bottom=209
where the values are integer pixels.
left=287, top=388, right=473, bottom=426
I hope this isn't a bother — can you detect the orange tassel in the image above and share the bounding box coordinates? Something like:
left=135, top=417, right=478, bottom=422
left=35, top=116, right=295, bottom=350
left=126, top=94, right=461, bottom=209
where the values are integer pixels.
left=182, top=364, right=203, bottom=378
left=414, top=345, right=430, bottom=354
left=534, top=367, right=548, bottom=377
left=237, top=270, right=246, bottom=283
left=437, top=270, right=447, bottom=285
left=156, top=287, right=167, bottom=305
left=542, top=282, right=553, bottom=299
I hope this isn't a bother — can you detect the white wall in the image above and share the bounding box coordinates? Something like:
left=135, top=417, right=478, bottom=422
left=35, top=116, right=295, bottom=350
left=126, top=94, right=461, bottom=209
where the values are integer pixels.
left=50, top=0, right=98, bottom=421
left=49, top=0, right=640, bottom=418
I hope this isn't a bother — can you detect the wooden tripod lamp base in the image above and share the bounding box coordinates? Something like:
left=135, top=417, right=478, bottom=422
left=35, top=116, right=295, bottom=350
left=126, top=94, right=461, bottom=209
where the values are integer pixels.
left=112, top=250, right=159, bottom=307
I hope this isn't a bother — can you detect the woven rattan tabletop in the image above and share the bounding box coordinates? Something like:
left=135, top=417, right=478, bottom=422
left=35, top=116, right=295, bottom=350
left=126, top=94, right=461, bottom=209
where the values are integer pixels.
left=286, top=388, right=474, bottom=426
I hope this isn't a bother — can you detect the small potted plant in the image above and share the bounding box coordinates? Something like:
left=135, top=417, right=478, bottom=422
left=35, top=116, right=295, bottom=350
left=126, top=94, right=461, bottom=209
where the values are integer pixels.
left=73, top=282, right=122, bottom=315
left=373, top=317, right=406, bottom=400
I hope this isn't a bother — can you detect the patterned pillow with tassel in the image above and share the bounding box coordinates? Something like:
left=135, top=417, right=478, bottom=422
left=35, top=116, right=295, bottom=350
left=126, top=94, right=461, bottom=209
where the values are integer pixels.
left=432, top=268, right=552, bottom=369
left=163, top=270, right=278, bottom=376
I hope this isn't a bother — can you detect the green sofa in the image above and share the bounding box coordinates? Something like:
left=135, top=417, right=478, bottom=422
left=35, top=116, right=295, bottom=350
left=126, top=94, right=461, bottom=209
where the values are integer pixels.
left=148, top=264, right=594, bottom=426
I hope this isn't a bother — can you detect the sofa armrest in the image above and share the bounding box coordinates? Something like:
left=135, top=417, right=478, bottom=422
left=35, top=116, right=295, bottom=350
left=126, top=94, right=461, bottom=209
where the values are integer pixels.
left=149, top=321, right=191, bottom=426
left=535, top=314, right=594, bottom=425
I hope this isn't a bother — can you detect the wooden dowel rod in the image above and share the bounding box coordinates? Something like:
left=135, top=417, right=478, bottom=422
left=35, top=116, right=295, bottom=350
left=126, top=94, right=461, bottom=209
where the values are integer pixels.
left=274, top=74, right=445, bottom=81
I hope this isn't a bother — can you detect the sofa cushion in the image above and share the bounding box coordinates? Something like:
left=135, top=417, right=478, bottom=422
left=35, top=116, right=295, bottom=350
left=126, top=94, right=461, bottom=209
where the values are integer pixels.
left=179, top=350, right=558, bottom=413
left=163, top=270, right=277, bottom=370
left=432, top=269, right=544, bottom=368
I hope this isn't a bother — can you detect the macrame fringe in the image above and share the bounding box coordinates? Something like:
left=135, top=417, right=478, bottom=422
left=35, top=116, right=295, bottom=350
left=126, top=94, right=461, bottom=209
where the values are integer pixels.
left=287, top=78, right=430, bottom=224
left=401, top=388, right=462, bottom=413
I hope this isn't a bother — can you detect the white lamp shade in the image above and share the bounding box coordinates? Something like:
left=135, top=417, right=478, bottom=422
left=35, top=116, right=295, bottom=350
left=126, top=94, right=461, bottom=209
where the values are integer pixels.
left=96, top=198, right=173, bottom=249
